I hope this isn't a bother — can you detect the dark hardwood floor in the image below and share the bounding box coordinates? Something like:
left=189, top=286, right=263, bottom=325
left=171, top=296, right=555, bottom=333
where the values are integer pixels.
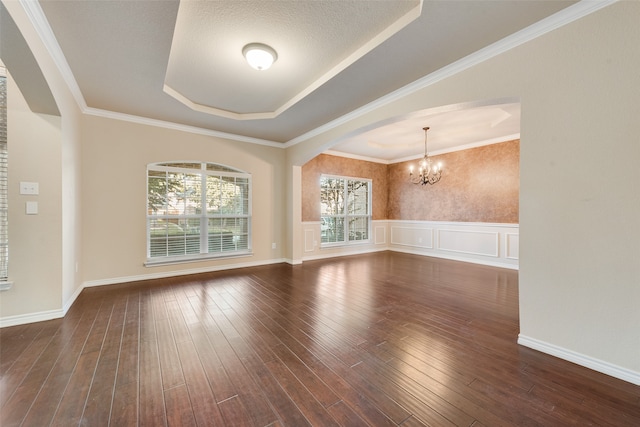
left=1, top=252, right=639, bottom=426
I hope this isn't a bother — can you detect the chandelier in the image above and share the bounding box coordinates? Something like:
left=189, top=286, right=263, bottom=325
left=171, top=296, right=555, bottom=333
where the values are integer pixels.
left=409, top=127, right=442, bottom=185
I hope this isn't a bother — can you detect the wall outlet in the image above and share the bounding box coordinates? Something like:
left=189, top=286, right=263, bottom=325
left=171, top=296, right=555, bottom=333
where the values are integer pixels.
left=20, top=181, right=39, bottom=195
left=272, top=243, right=276, bottom=249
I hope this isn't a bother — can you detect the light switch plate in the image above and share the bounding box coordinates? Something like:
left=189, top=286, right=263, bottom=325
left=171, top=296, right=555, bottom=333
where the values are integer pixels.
left=26, top=201, right=38, bottom=215
left=20, top=181, right=39, bottom=195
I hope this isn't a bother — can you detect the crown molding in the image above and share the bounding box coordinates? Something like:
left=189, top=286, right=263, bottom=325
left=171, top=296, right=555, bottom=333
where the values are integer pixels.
left=19, top=0, right=616, bottom=150
left=19, top=0, right=87, bottom=110
left=324, top=133, right=520, bottom=165
left=83, top=107, right=284, bottom=148
left=283, top=0, right=618, bottom=148
left=323, top=150, right=391, bottom=164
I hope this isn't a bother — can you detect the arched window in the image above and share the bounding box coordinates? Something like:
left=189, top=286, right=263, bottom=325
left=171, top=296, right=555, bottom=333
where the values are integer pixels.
left=146, top=161, right=251, bottom=264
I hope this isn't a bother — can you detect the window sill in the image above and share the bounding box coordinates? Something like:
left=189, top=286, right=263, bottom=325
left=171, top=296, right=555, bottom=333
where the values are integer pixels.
left=320, top=240, right=371, bottom=249
left=144, top=251, right=253, bottom=267
left=0, top=280, right=14, bottom=291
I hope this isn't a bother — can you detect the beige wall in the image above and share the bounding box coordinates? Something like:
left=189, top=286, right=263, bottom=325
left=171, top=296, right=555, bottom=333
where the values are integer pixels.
left=2, top=70, right=63, bottom=318
left=2, top=0, right=638, bottom=384
left=2, top=0, right=84, bottom=322
left=287, top=2, right=640, bottom=379
left=80, top=115, right=286, bottom=284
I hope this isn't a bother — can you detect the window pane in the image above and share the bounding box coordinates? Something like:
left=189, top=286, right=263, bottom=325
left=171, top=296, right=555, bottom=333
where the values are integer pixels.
left=148, top=162, right=251, bottom=260
left=148, top=218, right=203, bottom=257
left=207, top=217, right=248, bottom=253
left=182, top=173, right=202, bottom=215
left=148, top=172, right=168, bottom=214
left=206, top=176, right=222, bottom=214
left=206, top=163, right=240, bottom=173
left=320, top=177, right=344, bottom=216
left=348, top=180, right=369, bottom=215
left=159, top=162, right=200, bottom=169
left=321, top=216, right=344, bottom=243
left=348, top=216, right=369, bottom=241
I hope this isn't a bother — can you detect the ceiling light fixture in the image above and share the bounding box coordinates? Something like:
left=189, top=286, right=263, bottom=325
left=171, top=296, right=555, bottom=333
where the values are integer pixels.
left=242, top=43, right=277, bottom=71
left=409, top=127, right=443, bottom=185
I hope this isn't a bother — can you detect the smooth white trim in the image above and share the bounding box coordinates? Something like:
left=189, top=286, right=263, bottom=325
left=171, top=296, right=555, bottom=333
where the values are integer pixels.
left=518, top=335, right=640, bottom=386
left=437, top=229, right=500, bottom=257
left=302, top=220, right=518, bottom=269
left=84, top=107, right=283, bottom=148
left=62, top=283, right=85, bottom=314
left=301, top=246, right=388, bottom=262
left=84, top=258, right=287, bottom=287
left=144, top=252, right=253, bottom=267
left=387, top=219, right=518, bottom=228
left=390, top=246, right=518, bottom=270
left=20, top=0, right=614, bottom=148
left=19, top=0, right=87, bottom=110
left=283, top=0, right=617, bottom=149
left=323, top=150, right=391, bottom=165
left=0, top=308, right=64, bottom=328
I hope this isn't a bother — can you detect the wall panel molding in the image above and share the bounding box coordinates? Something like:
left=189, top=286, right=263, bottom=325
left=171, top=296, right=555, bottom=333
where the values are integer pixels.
left=374, top=225, right=386, bottom=245
left=506, top=232, right=520, bottom=260
left=302, top=220, right=518, bottom=269
left=437, top=229, right=500, bottom=257
left=390, top=226, right=434, bottom=248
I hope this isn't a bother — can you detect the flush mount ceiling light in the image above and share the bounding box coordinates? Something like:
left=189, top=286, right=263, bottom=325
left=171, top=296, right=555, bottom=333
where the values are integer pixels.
left=242, top=43, right=278, bottom=71
left=409, top=127, right=443, bottom=185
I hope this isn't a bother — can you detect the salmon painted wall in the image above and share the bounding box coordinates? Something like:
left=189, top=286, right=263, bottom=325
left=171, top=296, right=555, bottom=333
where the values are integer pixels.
left=301, top=154, right=389, bottom=222
left=302, top=140, right=519, bottom=223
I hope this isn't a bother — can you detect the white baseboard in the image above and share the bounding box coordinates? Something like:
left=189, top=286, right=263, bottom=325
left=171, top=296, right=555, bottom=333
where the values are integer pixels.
left=0, top=308, right=64, bottom=328
left=84, top=258, right=287, bottom=287
left=518, top=335, right=640, bottom=386
left=389, top=247, right=519, bottom=270
left=62, top=283, right=85, bottom=314
left=302, top=246, right=387, bottom=262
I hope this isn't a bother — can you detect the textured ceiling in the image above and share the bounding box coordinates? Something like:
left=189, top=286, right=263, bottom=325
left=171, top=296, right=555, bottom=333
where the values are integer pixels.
left=164, top=0, right=420, bottom=119
left=5, top=0, right=591, bottom=160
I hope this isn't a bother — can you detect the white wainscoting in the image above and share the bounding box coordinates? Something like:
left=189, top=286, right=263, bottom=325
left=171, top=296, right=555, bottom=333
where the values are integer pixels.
left=302, top=220, right=519, bottom=269
left=301, top=220, right=388, bottom=261
left=389, top=220, right=518, bottom=269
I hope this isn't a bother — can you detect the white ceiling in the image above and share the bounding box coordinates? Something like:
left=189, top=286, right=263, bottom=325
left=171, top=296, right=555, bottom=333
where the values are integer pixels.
left=328, top=101, right=521, bottom=163
left=6, top=0, right=590, bottom=161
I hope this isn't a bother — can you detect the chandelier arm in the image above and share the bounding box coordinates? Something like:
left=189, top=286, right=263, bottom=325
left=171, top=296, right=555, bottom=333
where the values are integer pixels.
left=409, top=126, right=442, bottom=186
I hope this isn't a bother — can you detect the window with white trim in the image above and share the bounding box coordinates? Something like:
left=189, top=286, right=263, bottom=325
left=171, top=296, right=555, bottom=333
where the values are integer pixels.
left=320, top=175, right=371, bottom=246
left=146, top=162, right=251, bottom=264
left=0, top=68, right=9, bottom=283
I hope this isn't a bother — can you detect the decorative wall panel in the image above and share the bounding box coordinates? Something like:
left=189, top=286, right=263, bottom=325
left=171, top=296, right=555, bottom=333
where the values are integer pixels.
left=437, top=229, right=499, bottom=257
left=390, top=226, right=433, bottom=248
left=374, top=225, right=386, bottom=245
left=506, top=232, right=520, bottom=259
left=304, top=228, right=315, bottom=252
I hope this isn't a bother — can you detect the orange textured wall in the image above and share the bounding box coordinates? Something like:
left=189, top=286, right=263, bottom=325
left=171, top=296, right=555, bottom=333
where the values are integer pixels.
left=301, top=140, right=519, bottom=223
left=387, top=140, right=519, bottom=222
left=301, top=154, right=388, bottom=221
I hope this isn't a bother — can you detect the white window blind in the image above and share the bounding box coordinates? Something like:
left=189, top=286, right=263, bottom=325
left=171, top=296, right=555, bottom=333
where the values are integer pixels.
left=0, top=69, right=9, bottom=281
left=146, top=162, right=251, bottom=264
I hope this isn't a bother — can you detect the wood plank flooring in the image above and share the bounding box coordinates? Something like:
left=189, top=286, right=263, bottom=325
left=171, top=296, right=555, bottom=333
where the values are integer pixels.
left=1, top=252, right=639, bottom=426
